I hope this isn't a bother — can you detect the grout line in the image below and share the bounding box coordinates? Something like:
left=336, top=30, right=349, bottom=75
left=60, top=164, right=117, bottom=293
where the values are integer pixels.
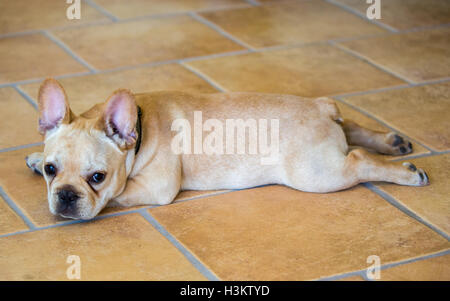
left=188, top=12, right=256, bottom=51
left=174, top=190, right=235, bottom=204
left=0, top=29, right=42, bottom=39
left=0, top=187, right=36, bottom=230
left=328, top=32, right=389, bottom=44
left=364, top=182, right=450, bottom=240
left=412, top=76, right=450, bottom=87
left=0, top=21, right=114, bottom=40
left=139, top=210, right=220, bottom=281
left=0, top=207, right=152, bottom=239
left=109, top=4, right=254, bottom=24
left=377, top=249, right=450, bottom=271
left=179, top=49, right=252, bottom=63
left=13, top=85, right=38, bottom=110
left=317, top=270, right=367, bottom=281
left=401, top=22, right=450, bottom=34
left=389, top=150, right=450, bottom=162
left=97, top=10, right=189, bottom=24
left=0, top=219, right=87, bottom=239
left=0, top=142, right=43, bottom=153
left=244, top=0, right=261, bottom=6
left=318, top=249, right=450, bottom=281
left=0, top=208, right=151, bottom=239
left=83, top=0, right=119, bottom=22
left=0, top=229, right=32, bottom=239
left=180, top=64, right=228, bottom=92
left=334, top=96, right=436, bottom=153
left=331, top=83, right=411, bottom=99
left=41, top=30, right=98, bottom=73
left=329, top=41, right=415, bottom=85
left=0, top=72, right=93, bottom=89
left=325, top=0, right=399, bottom=33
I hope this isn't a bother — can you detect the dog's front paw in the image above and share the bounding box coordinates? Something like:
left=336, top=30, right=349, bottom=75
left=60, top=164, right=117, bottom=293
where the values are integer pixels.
left=385, top=133, right=413, bottom=155
left=402, top=162, right=429, bottom=186
left=25, top=152, right=44, bottom=176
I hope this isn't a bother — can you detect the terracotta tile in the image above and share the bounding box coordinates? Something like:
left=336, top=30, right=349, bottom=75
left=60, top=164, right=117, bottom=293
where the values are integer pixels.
left=149, top=185, right=449, bottom=280
left=93, top=0, right=248, bottom=19
left=0, top=213, right=206, bottom=280
left=375, top=154, right=450, bottom=235
left=0, top=0, right=109, bottom=35
left=336, top=0, right=450, bottom=30
left=336, top=102, right=430, bottom=160
left=0, top=34, right=88, bottom=84
left=0, top=197, right=28, bottom=236
left=0, top=146, right=57, bottom=227
left=379, top=254, right=450, bottom=281
left=335, top=275, right=365, bottom=281
left=200, top=1, right=385, bottom=48
left=20, top=64, right=217, bottom=114
left=52, top=16, right=244, bottom=70
left=101, top=189, right=231, bottom=216
left=338, top=28, right=450, bottom=83
left=185, top=45, right=404, bottom=97
left=0, top=88, right=41, bottom=149
left=343, top=83, right=450, bottom=151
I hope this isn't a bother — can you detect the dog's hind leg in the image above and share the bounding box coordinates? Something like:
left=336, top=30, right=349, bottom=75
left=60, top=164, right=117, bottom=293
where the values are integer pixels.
left=342, top=148, right=429, bottom=187
left=25, top=152, right=44, bottom=176
left=316, top=148, right=429, bottom=192
left=341, top=120, right=413, bottom=156
left=285, top=148, right=429, bottom=193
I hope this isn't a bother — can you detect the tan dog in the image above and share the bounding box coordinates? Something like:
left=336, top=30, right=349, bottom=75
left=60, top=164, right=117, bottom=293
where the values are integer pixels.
left=26, top=79, right=428, bottom=220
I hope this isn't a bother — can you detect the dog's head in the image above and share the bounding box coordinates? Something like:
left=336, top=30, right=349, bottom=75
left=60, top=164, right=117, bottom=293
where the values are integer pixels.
left=38, top=79, right=138, bottom=220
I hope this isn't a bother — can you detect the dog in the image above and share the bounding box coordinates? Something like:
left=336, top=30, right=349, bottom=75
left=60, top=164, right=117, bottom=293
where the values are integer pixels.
left=26, top=78, right=429, bottom=220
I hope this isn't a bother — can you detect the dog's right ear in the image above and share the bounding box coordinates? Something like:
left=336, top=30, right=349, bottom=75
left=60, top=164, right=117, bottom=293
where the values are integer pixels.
left=38, top=78, right=72, bottom=135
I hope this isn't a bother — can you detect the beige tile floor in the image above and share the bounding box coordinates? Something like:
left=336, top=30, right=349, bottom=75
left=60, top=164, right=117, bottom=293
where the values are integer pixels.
left=0, top=0, right=449, bottom=281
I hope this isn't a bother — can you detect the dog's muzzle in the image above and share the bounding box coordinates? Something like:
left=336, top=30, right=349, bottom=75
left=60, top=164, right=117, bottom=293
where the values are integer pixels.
left=56, top=185, right=80, bottom=217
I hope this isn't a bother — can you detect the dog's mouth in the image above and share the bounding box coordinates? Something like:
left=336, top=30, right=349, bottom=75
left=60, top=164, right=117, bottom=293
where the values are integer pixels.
left=55, top=203, right=80, bottom=220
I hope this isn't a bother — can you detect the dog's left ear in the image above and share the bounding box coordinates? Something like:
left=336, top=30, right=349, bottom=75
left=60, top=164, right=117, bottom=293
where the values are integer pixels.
left=100, top=89, right=138, bottom=149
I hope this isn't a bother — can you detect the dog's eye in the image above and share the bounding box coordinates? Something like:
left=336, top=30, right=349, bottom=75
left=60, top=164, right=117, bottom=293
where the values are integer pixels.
left=44, top=164, right=57, bottom=176
left=90, top=172, right=105, bottom=184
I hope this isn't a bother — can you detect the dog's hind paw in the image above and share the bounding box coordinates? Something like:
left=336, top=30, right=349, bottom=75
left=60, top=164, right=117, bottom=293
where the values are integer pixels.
left=402, top=162, right=429, bottom=186
left=385, top=133, right=413, bottom=155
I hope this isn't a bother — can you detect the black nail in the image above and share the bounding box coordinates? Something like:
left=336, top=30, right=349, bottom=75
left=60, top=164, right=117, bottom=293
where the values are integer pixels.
left=407, top=163, right=417, bottom=172
left=419, top=172, right=424, bottom=181
left=393, top=135, right=404, bottom=147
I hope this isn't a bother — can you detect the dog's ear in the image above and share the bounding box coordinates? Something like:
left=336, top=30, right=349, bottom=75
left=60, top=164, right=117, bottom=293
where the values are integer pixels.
left=38, top=78, right=73, bottom=135
left=100, top=89, right=138, bottom=149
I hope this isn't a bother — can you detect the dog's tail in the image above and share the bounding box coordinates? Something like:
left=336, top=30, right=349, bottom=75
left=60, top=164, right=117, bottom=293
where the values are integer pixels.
left=314, top=97, right=343, bottom=124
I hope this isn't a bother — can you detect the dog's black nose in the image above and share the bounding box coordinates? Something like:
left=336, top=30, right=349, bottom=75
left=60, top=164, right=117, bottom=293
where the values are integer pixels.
left=58, top=189, right=79, bottom=205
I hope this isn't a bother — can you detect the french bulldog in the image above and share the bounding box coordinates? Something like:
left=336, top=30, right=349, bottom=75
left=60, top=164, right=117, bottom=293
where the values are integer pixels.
left=26, top=78, right=428, bottom=220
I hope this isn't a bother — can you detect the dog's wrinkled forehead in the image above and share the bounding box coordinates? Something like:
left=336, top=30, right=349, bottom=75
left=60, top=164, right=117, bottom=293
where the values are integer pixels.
left=44, top=124, right=119, bottom=173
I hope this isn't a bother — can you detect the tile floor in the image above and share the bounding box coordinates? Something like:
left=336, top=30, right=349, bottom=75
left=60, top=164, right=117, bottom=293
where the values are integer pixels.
left=0, top=0, right=449, bottom=281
